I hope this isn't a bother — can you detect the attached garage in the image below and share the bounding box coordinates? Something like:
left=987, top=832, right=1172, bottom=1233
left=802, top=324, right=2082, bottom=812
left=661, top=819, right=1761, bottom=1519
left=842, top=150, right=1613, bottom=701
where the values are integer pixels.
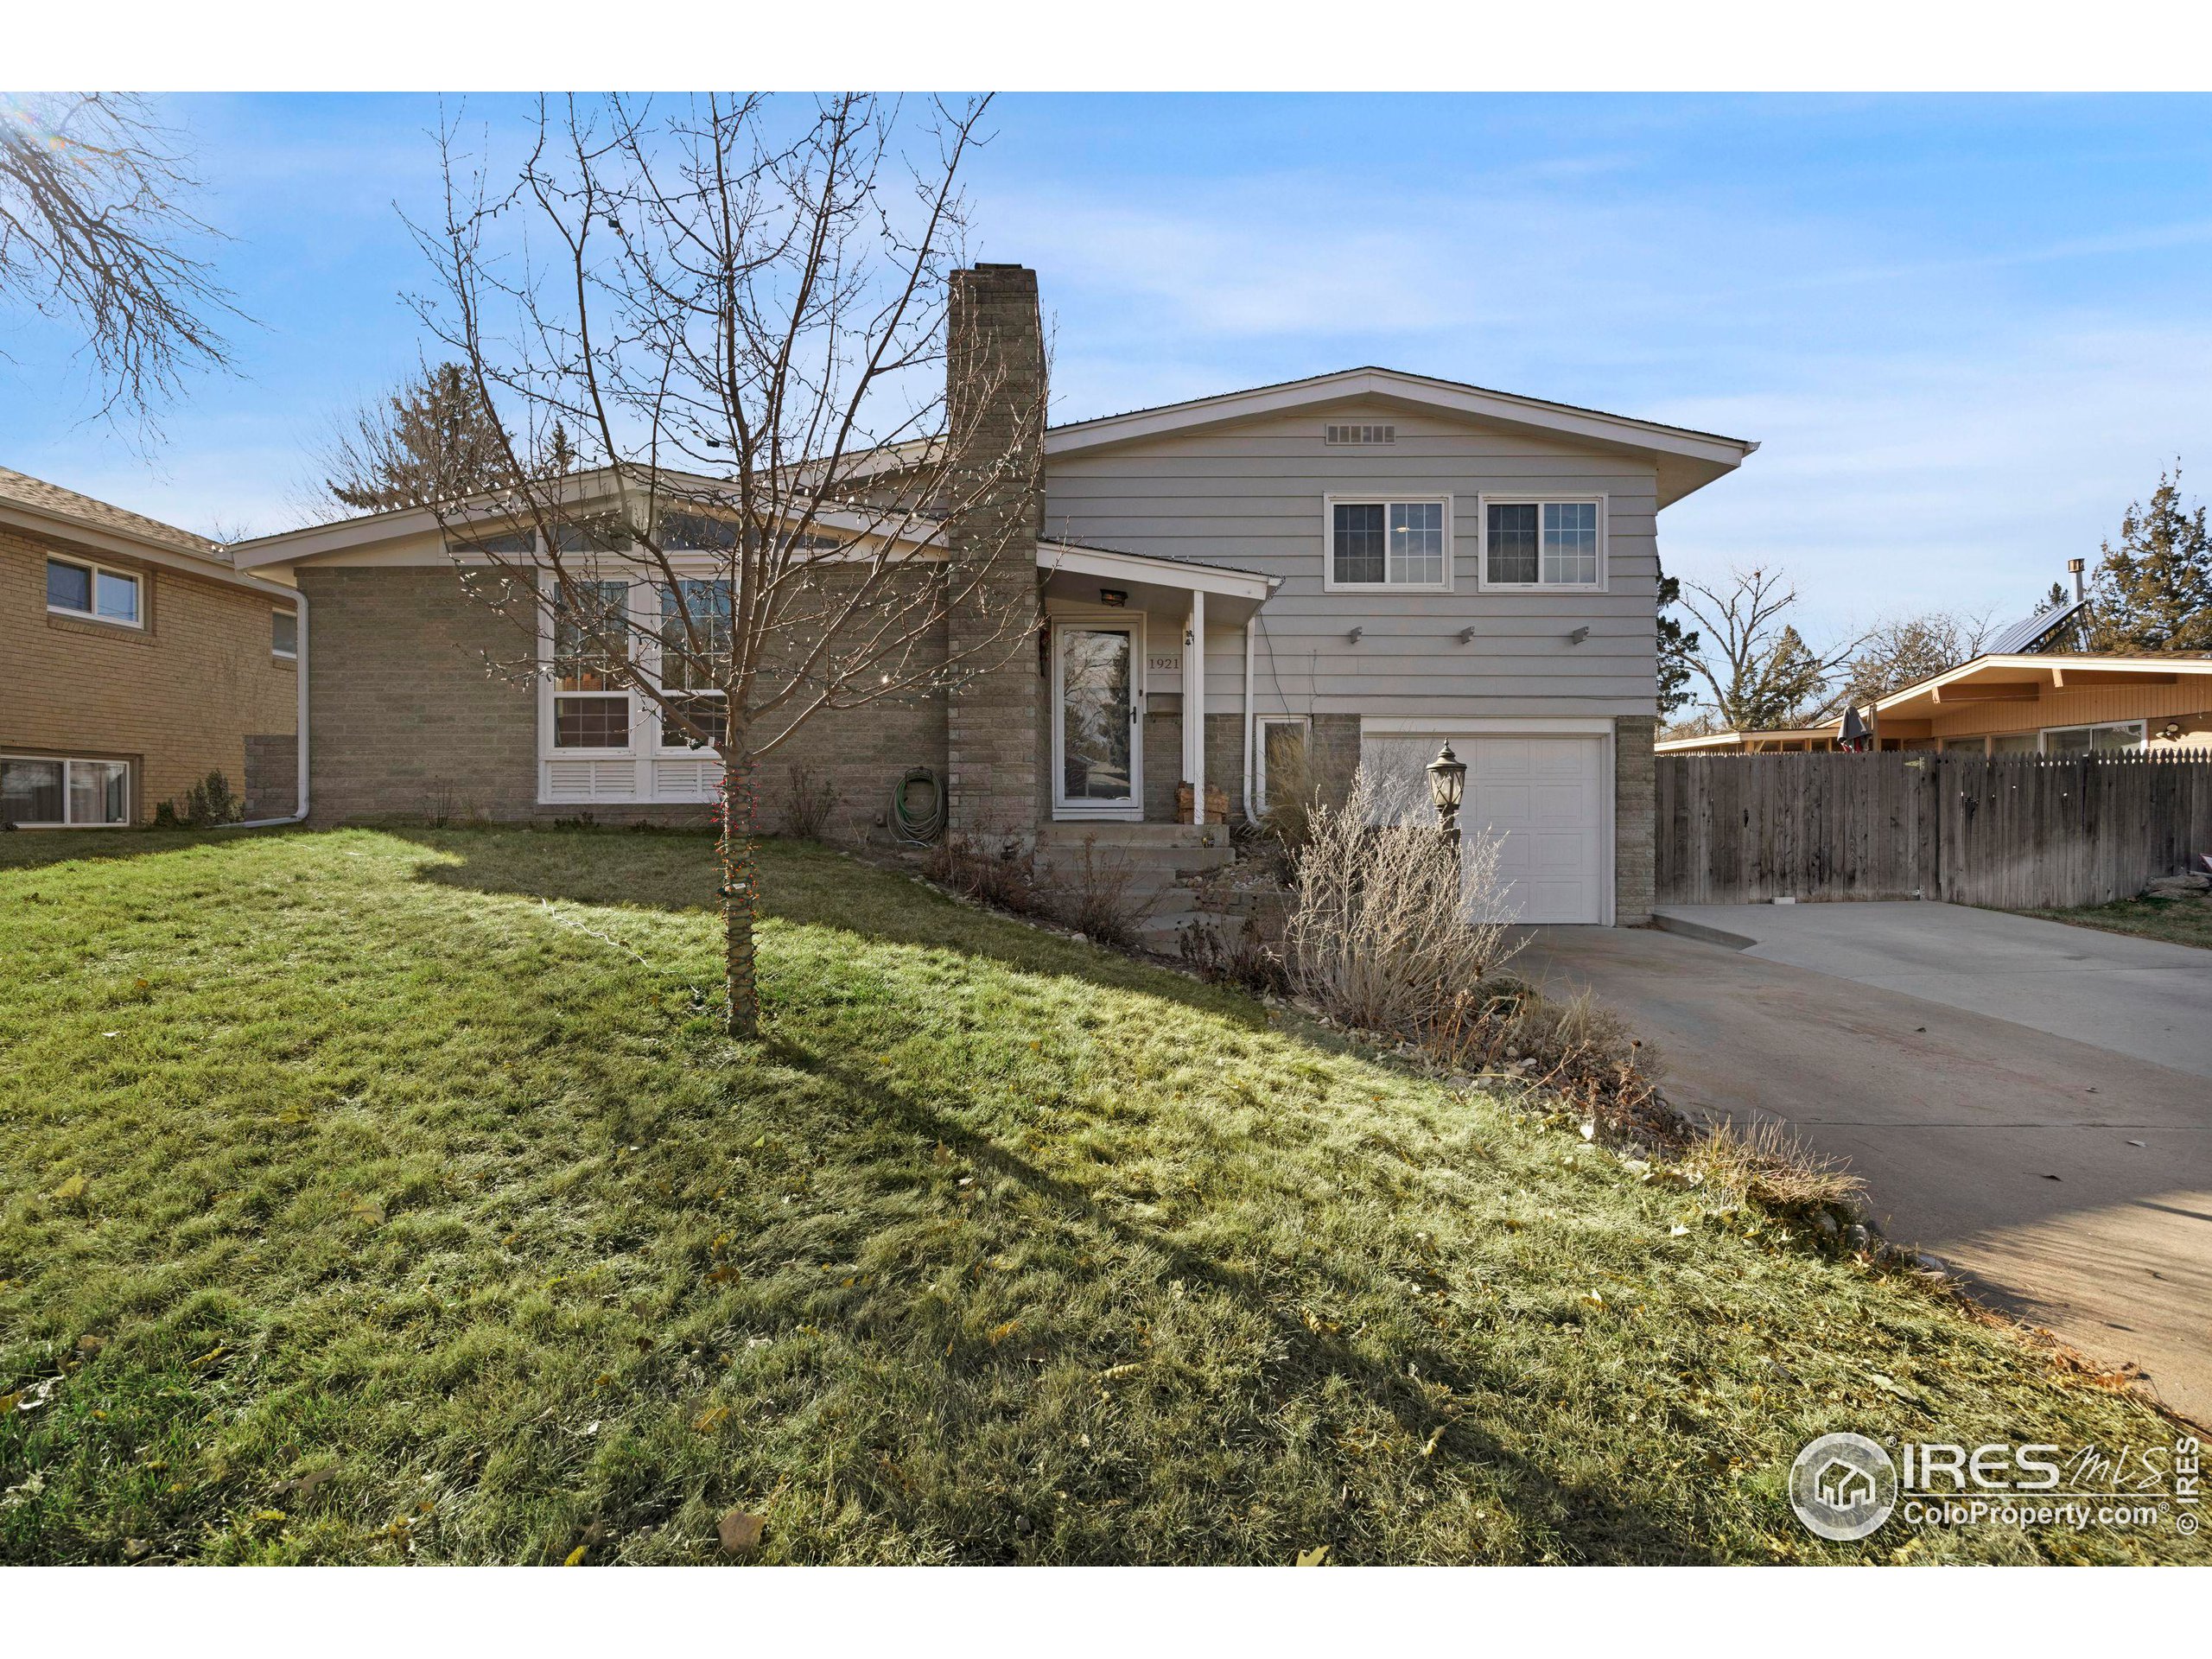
left=1361, top=724, right=1613, bottom=925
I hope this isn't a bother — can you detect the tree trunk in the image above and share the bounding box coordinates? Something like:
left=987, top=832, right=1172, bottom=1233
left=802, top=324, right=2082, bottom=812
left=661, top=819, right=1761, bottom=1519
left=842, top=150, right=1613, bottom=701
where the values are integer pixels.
left=719, top=741, right=761, bottom=1039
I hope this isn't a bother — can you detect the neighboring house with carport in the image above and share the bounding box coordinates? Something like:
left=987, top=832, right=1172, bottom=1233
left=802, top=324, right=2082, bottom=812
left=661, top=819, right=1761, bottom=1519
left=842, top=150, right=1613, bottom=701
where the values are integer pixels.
left=231, top=263, right=1758, bottom=925
left=1659, top=587, right=2212, bottom=757
left=1, top=467, right=302, bottom=829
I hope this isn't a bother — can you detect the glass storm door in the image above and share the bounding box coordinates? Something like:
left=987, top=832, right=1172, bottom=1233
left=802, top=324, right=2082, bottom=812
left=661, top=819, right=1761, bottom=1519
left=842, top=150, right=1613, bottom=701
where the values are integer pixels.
left=1054, top=622, right=1141, bottom=814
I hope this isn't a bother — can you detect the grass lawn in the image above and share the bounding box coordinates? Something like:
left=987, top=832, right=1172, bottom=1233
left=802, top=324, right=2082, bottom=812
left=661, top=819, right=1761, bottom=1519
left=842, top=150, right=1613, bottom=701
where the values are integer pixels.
left=2, top=828, right=2202, bottom=1566
left=2018, top=894, right=2212, bottom=951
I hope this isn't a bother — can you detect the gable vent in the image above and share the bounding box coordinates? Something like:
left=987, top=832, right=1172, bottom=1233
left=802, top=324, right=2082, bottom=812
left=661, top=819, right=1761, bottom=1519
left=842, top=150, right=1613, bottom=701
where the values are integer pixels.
left=1325, top=423, right=1395, bottom=446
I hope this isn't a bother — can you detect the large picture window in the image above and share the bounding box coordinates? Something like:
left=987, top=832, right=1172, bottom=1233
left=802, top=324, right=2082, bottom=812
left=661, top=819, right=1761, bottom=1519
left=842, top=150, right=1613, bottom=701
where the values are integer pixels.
left=2, top=755, right=130, bottom=827
left=1325, top=498, right=1449, bottom=590
left=1482, top=498, right=1606, bottom=590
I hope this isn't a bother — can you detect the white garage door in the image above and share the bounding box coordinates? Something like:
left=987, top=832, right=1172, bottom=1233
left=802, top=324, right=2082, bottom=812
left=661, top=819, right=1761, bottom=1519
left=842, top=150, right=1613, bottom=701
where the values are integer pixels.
left=1360, top=732, right=1608, bottom=924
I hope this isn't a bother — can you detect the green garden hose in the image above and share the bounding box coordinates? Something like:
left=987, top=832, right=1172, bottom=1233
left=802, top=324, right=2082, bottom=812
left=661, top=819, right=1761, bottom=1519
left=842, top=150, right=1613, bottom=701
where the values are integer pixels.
left=891, top=766, right=945, bottom=845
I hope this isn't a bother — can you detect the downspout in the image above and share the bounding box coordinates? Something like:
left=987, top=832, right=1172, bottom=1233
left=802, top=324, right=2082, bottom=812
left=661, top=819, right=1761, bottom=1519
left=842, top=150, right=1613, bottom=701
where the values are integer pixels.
left=226, top=582, right=309, bottom=830
left=1241, top=612, right=1258, bottom=823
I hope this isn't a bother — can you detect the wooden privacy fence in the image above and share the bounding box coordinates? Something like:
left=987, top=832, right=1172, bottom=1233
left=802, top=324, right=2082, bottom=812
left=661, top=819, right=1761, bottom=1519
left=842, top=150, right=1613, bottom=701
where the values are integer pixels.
left=1656, top=752, right=2212, bottom=909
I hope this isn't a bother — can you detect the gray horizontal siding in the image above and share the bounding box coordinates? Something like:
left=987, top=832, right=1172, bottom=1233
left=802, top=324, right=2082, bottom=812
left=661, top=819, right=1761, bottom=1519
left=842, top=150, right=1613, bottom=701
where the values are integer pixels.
left=1046, top=404, right=1663, bottom=720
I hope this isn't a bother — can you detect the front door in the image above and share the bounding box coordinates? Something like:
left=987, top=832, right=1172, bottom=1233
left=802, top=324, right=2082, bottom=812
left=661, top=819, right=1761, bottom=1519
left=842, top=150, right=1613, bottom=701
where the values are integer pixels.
left=1052, top=620, right=1142, bottom=817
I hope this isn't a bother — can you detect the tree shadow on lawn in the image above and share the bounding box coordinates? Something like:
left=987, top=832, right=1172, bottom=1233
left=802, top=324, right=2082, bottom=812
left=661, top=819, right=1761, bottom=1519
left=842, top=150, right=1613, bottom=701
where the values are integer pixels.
left=766, top=1033, right=1716, bottom=1564
left=393, top=826, right=1269, bottom=1033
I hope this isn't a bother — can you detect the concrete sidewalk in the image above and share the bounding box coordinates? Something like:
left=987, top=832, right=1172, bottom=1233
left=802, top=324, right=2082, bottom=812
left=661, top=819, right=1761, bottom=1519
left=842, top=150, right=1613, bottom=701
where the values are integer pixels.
left=1520, top=918, right=2212, bottom=1426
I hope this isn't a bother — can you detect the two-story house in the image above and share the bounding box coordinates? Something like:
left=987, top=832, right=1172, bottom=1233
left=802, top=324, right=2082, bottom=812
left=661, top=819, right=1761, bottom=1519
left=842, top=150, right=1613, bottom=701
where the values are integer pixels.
left=2, top=468, right=302, bottom=829
left=230, top=264, right=1754, bottom=925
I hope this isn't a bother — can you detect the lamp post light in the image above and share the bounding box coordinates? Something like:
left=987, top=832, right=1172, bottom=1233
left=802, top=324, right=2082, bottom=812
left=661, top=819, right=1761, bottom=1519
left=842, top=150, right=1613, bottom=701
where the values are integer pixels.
left=1427, top=741, right=1468, bottom=861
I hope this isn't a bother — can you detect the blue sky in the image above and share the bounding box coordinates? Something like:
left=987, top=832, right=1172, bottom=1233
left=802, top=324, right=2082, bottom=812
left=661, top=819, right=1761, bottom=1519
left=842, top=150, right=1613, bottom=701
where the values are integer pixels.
left=7, top=92, right=2212, bottom=640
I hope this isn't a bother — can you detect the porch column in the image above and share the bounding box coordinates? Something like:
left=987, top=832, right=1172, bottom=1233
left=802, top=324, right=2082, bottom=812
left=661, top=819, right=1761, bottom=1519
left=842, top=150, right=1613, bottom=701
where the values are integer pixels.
left=1183, top=589, right=1206, bottom=823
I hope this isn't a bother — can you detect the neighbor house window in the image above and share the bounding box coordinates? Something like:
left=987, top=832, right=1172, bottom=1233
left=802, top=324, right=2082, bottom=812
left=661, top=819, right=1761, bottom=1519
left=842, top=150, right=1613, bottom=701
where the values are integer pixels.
left=551, top=580, right=632, bottom=748
left=1989, top=733, right=2038, bottom=754
left=1255, top=717, right=1311, bottom=812
left=656, top=578, right=733, bottom=750
left=1482, top=499, right=1605, bottom=589
left=1, top=755, right=130, bottom=827
left=272, top=608, right=297, bottom=658
left=1326, top=499, right=1448, bottom=590
left=2042, top=721, right=2145, bottom=754
left=46, top=556, right=142, bottom=626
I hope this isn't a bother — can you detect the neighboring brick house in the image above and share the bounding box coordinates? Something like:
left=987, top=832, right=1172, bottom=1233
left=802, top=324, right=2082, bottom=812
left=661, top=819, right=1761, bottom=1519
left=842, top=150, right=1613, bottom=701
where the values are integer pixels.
left=233, top=264, right=1756, bottom=925
left=1, top=468, right=302, bottom=828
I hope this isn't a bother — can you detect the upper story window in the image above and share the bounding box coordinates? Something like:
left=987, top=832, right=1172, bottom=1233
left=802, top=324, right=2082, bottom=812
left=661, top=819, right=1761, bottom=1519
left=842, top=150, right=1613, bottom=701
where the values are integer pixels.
left=1482, top=498, right=1605, bottom=590
left=1325, top=497, right=1449, bottom=592
left=47, top=556, right=143, bottom=626
left=272, top=608, right=298, bottom=658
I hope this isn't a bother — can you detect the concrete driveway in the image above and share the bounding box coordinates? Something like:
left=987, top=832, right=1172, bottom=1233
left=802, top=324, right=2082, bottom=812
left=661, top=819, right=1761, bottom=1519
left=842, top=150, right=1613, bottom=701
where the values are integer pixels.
left=1521, top=904, right=2212, bottom=1426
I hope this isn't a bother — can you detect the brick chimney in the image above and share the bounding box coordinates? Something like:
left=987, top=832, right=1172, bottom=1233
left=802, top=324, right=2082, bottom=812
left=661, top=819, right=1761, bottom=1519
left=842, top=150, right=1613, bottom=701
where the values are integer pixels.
left=944, top=263, right=1046, bottom=841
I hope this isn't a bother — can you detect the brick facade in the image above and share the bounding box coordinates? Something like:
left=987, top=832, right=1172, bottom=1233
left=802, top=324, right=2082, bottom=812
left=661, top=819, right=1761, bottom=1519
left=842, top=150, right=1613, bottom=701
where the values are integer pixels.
left=1612, top=714, right=1656, bottom=925
left=944, top=264, right=1046, bottom=842
left=2, top=529, right=296, bottom=823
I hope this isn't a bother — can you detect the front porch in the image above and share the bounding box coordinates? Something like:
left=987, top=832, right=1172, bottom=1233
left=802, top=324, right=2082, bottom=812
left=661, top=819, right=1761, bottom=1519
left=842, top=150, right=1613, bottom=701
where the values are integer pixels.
left=1036, top=540, right=1275, bottom=830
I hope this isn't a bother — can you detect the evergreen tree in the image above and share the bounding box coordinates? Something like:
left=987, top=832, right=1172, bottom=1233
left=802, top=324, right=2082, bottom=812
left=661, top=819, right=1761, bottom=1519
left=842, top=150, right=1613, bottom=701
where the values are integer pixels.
left=321, top=362, right=513, bottom=512
left=2084, top=468, right=2212, bottom=652
left=1656, top=557, right=1700, bottom=719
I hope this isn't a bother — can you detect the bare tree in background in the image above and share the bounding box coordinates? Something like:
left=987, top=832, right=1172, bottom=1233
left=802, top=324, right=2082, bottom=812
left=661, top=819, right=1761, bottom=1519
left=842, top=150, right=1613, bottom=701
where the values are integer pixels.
left=1833, top=609, right=1996, bottom=709
left=1677, top=567, right=1869, bottom=731
left=411, top=93, right=1042, bottom=1039
left=0, top=92, right=238, bottom=434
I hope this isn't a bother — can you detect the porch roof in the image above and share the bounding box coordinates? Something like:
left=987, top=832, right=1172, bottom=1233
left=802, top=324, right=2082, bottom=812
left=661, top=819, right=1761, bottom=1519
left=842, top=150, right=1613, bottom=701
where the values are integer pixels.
left=1038, top=537, right=1278, bottom=623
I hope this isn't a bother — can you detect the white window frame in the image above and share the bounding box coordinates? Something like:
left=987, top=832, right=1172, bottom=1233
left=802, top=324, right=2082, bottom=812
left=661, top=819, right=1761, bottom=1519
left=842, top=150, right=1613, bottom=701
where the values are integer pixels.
left=0, top=753, right=132, bottom=828
left=1476, top=493, right=1610, bottom=594
left=539, top=574, right=643, bottom=759
left=45, top=555, right=145, bottom=629
left=1050, top=611, right=1146, bottom=822
left=1254, top=715, right=1311, bottom=813
left=649, top=577, right=733, bottom=758
left=271, top=607, right=298, bottom=659
left=2038, top=720, right=2145, bottom=754
left=1321, top=494, right=1453, bottom=594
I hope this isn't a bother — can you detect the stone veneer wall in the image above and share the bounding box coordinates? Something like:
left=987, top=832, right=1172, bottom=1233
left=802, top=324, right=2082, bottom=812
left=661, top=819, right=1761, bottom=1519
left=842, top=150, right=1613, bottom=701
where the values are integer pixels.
left=1613, top=714, right=1656, bottom=925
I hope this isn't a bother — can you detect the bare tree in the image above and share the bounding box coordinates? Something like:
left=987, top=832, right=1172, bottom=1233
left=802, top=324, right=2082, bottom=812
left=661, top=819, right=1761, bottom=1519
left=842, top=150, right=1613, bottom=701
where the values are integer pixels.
left=1677, top=567, right=1869, bottom=731
left=0, top=92, right=238, bottom=434
left=1834, top=609, right=1995, bottom=709
left=410, top=93, right=1042, bottom=1038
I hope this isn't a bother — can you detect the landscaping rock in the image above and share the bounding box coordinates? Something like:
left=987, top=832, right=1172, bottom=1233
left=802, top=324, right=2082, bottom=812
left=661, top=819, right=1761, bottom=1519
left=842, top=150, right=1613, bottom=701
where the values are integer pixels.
left=1846, top=1224, right=1871, bottom=1252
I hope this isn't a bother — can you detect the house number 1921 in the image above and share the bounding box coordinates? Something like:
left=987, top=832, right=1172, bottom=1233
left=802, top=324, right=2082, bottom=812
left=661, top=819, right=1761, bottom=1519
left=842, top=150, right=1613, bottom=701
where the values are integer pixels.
left=1147, top=653, right=1182, bottom=673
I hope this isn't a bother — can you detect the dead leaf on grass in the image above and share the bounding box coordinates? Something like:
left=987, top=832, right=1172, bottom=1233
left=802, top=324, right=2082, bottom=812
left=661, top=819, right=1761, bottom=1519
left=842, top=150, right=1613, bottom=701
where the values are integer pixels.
left=718, top=1510, right=766, bottom=1557
left=1296, top=1544, right=1332, bottom=1567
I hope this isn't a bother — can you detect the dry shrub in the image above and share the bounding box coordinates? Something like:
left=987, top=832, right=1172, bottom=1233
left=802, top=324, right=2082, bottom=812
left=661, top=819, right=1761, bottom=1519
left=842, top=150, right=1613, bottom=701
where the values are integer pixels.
left=1283, top=767, right=1522, bottom=1037
left=1178, top=913, right=1289, bottom=995
left=783, top=764, right=838, bottom=841
left=1258, top=738, right=1322, bottom=866
left=1689, top=1117, right=1867, bottom=1219
left=1049, top=834, right=1155, bottom=949
left=925, top=833, right=1035, bottom=912
left=1429, top=980, right=1682, bottom=1148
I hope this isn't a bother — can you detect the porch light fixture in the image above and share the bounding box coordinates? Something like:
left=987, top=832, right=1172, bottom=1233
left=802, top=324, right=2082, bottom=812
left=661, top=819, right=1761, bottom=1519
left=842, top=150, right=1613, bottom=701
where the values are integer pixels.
left=1427, top=741, right=1467, bottom=855
left=2161, top=721, right=2183, bottom=741
left=1099, top=588, right=1128, bottom=607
